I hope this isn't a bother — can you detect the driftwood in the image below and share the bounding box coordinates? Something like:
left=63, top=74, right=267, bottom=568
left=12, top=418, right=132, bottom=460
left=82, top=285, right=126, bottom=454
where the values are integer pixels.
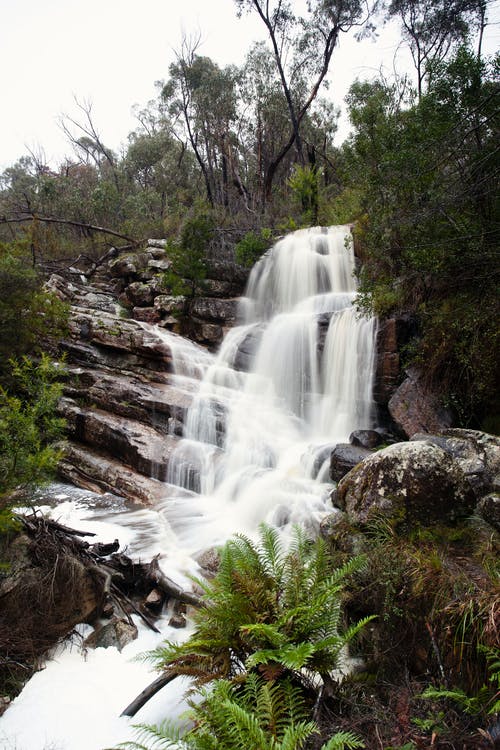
left=121, top=669, right=179, bottom=717
left=12, top=511, right=204, bottom=634
left=147, top=555, right=205, bottom=609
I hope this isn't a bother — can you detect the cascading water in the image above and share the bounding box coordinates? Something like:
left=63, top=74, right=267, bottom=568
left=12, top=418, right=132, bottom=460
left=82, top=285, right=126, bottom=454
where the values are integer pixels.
left=0, top=225, right=377, bottom=750
left=163, top=225, right=377, bottom=546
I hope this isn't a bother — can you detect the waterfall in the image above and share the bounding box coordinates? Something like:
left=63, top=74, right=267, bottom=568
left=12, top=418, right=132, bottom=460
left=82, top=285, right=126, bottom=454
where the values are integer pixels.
left=158, top=225, right=377, bottom=548
left=0, top=225, right=377, bottom=750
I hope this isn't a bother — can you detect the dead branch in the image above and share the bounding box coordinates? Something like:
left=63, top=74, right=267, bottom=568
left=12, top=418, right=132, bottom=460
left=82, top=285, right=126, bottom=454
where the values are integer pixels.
left=121, top=670, right=179, bottom=717
left=147, top=555, right=205, bottom=609
left=0, top=213, right=139, bottom=246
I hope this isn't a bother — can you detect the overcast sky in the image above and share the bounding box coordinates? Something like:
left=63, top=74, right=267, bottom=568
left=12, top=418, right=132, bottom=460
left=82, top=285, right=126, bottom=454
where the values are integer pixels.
left=1, top=0, right=499, bottom=171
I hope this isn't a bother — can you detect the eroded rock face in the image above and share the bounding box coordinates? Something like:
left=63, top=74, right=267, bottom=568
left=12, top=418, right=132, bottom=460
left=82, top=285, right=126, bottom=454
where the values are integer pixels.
left=335, top=441, right=476, bottom=528
left=388, top=368, right=454, bottom=438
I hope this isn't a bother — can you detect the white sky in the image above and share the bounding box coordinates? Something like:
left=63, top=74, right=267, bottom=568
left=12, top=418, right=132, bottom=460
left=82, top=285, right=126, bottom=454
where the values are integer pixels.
left=1, top=0, right=499, bottom=171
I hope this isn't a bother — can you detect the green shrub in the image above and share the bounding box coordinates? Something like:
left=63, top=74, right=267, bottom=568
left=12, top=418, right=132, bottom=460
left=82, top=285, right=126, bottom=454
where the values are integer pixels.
left=235, top=228, right=273, bottom=268
left=163, top=204, right=215, bottom=297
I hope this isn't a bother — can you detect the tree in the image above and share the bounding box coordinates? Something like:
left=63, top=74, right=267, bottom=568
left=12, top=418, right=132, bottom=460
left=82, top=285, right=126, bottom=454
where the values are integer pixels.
left=386, top=0, right=490, bottom=97
left=163, top=203, right=215, bottom=297
left=234, top=0, right=370, bottom=199
left=0, top=240, right=68, bottom=377
left=343, top=47, right=499, bottom=423
left=162, top=38, right=243, bottom=210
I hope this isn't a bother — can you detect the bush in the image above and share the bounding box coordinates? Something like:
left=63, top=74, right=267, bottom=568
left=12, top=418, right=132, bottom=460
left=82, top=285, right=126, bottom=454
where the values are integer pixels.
left=0, top=355, right=66, bottom=528
left=235, top=228, right=273, bottom=267
left=163, top=204, right=215, bottom=296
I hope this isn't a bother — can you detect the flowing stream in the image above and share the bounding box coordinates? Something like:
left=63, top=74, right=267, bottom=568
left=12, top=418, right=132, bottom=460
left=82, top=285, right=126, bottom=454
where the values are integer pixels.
left=0, top=225, right=376, bottom=750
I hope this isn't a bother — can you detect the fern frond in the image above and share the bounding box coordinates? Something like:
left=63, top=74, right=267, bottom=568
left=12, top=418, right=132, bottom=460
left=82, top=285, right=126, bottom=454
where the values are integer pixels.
left=320, top=730, right=365, bottom=749
left=119, top=719, right=188, bottom=749
left=246, top=641, right=316, bottom=670
left=280, top=721, right=318, bottom=750
left=240, top=622, right=287, bottom=648
left=258, top=522, right=286, bottom=580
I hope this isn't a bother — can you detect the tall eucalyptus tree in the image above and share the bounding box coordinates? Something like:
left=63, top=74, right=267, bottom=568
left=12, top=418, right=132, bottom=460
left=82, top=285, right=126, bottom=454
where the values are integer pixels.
left=233, top=0, right=371, bottom=199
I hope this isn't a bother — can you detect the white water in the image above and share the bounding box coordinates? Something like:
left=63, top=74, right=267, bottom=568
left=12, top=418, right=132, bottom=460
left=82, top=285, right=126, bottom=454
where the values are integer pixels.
left=0, top=226, right=376, bottom=750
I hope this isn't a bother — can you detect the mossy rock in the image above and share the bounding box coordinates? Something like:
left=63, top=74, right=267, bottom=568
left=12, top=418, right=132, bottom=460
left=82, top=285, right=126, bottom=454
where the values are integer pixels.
left=335, top=441, right=476, bottom=529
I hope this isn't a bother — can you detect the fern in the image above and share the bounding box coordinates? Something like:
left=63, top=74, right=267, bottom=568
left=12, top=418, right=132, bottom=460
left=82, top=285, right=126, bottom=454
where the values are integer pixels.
left=321, top=730, right=365, bottom=749
left=148, top=523, right=372, bottom=691
left=121, top=675, right=364, bottom=750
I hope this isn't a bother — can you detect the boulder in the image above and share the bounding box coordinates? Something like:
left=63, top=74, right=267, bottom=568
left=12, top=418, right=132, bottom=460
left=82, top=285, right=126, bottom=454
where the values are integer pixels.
left=335, top=441, right=476, bottom=528
left=411, top=429, right=500, bottom=499
left=125, top=281, right=154, bottom=307
left=188, top=297, right=239, bottom=324
left=108, top=253, right=146, bottom=278
left=388, top=368, right=453, bottom=438
left=349, top=430, right=384, bottom=450
left=154, top=295, right=186, bottom=316
left=330, top=443, right=372, bottom=482
left=83, top=617, right=138, bottom=651
left=477, top=493, right=500, bottom=531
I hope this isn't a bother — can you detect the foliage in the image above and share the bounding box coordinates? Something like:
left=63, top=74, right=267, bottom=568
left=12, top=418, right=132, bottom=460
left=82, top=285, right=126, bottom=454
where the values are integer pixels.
left=0, top=354, right=66, bottom=501
left=235, top=227, right=273, bottom=267
left=343, top=47, right=499, bottom=424
left=0, top=240, right=68, bottom=380
left=121, top=674, right=365, bottom=750
left=346, top=515, right=499, bottom=695
left=163, top=204, right=215, bottom=297
left=147, top=524, right=372, bottom=691
left=288, top=165, right=320, bottom=225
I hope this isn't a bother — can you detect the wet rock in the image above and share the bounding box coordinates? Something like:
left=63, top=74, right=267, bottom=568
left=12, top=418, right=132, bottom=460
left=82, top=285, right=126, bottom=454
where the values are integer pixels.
left=168, top=613, right=187, bottom=629
left=84, top=617, right=138, bottom=651
left=188, top=320, right=224, bottom=346
left=58, top=444, right=168, bottom=504
left=60, top=398, right=180, bottom=481
left=330, top=443, right=371, bottom=482
left=196, top=548, right=220, bottom=577
left=132, top=306, right=161, bottom=324
left=411, top=429, right=500, bottom=499
left=388, top=368, right=454, bottom=438
left=349, top=430, right=383, bottom=450
left=477, top=493, right=500, bottom=531
left=335, top=441, right=476, bottom=529
left=125, top=281, right=154, bottom=307
left=373, top=316, right=415, bottom=405
left=145, top=588, right=165, bottom=612
left=232, top=325, right=264, bottom=372
left=188, top=298, right=239, bottom=324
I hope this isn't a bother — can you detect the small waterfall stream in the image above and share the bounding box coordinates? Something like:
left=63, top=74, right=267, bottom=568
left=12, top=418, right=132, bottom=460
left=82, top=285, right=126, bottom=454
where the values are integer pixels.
left=0, top=226, right=377, bottom=750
